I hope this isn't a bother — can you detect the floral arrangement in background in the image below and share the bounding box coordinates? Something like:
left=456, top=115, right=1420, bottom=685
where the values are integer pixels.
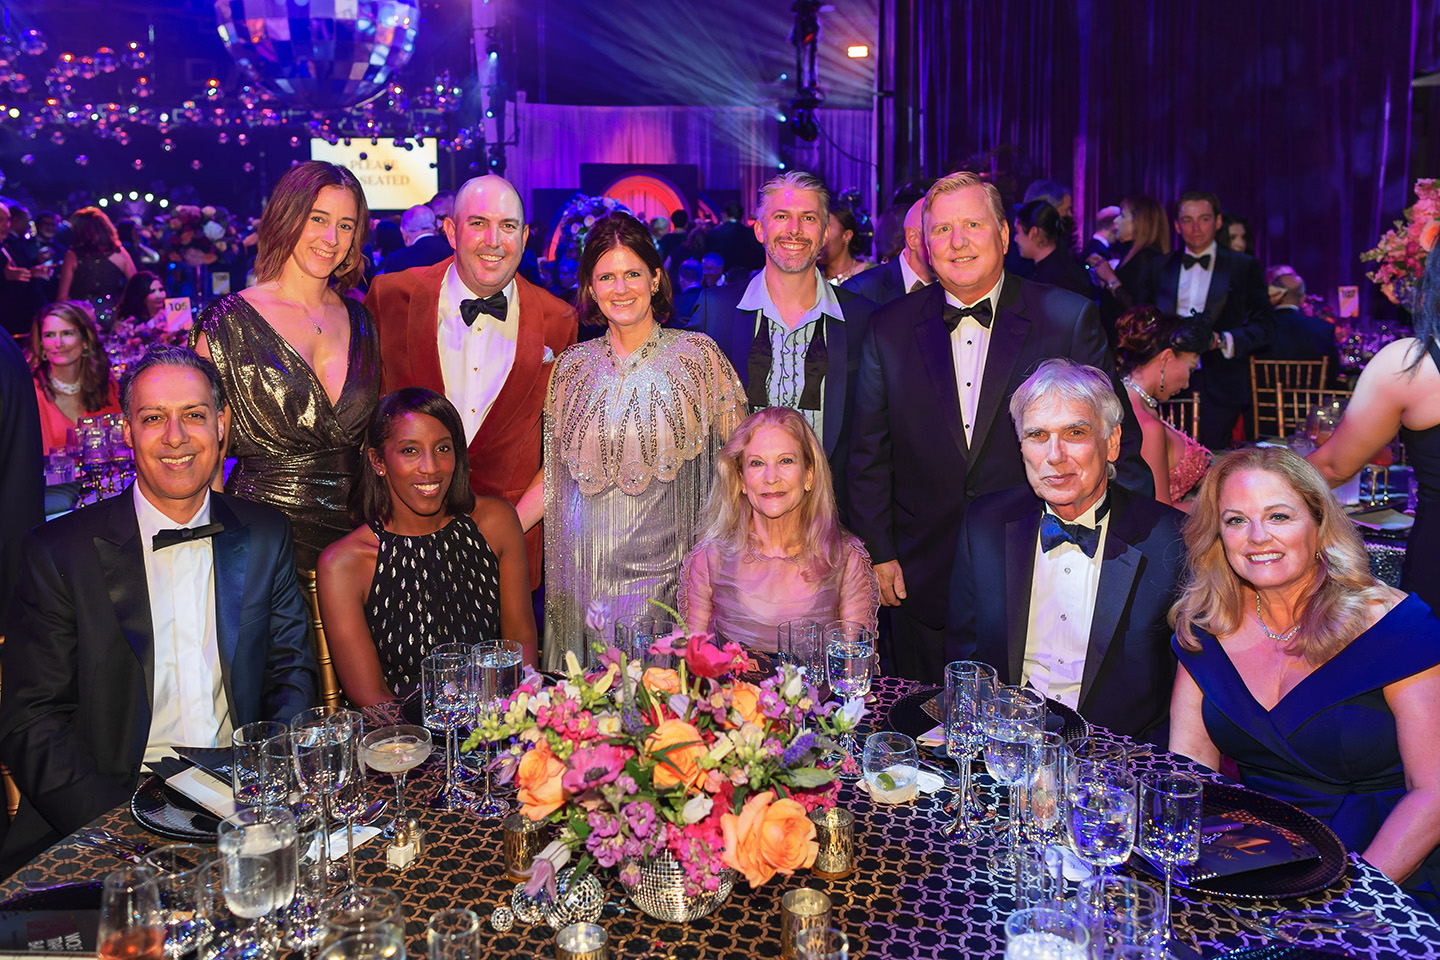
left=162, top=204, right=238, bottom=268
left=553, top=194, right=633, bottom=263
left=1361, top=178, right=1439, bottom=311
left=470, top=619, right=863, bottom=898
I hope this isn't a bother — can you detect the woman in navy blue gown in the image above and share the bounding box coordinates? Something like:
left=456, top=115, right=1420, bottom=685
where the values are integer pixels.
left=1169, top=447, right=1440, bottom=905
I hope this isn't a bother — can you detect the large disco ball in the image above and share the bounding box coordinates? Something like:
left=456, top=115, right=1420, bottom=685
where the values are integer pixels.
left=214, top=1, right=420, bottom=110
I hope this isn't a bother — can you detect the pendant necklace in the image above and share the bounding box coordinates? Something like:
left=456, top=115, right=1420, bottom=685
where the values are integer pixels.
left=274, top=286, right=324, bottom=335
left=1254, top=592, right=1301, bottom=643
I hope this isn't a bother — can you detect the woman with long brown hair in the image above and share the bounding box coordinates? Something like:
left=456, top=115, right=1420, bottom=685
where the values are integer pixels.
left=1088, top=194, right=1172, bottom=338
left=56, top=207, right=136, bottom=325
left=191, top=160, right=380, bottom=567
left=26, top=300, right=122, bottom=452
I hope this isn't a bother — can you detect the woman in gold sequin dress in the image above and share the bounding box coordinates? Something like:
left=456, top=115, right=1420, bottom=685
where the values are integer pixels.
left=191, top=161, right=380, bottom=568
left=543, top=213, right=747, bottom=669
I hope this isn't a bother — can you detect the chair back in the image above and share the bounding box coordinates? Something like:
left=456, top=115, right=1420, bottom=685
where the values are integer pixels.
left=297, top=569, right=344, bottom=707
left=1157, top=396, right=1200, bottom=440
left=1276, top=386, right=1355, bottom=437
left=0, top=637, right=19, bottom=819
left=1251, top=357, right=1329, bottom=437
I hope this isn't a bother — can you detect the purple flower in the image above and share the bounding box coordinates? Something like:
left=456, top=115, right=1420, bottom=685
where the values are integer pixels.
left=622, top=801, right=657, bottom=839
left=619, top=860, right=642, bottom=888
left=783, top=732, right=817, bottom=766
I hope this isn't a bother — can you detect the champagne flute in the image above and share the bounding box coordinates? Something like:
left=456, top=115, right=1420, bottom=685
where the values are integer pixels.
left=360, top=725, right=432, bottom=830
left=983, top=685, right=1047, bottom=875
left=329, top=729, right=370, bottom=899
left=942, top=660, right=997, bottom=841
left=1065, top=758, right=1138, bottom=880
left=98, top=865, right=165, bottom=960
left=470, top=639, right=522, bottom=819
left=1137, top=772, right=1203, bottom=952
left=217, top=806, right=299, bottom=958
left=290, top=708, right=360, bottom=899
left=423, top=651, right=476, bottom=812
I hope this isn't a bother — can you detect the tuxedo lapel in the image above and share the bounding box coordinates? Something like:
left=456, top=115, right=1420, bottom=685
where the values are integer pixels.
left=1157, top=256, right=1181, bottom=314
left=1004, top=510, right=1042, bottom=686
left=913, top=287, right=966, bottom=455
left=94, top=494, right=154, bottom=708
left=1205, top=250, right=1234, bottom=321
left=969, top=278, right=1030, bottom=469
left=470, top=274, right=546, bottom=456
left=404, top=258, right=451, bottom=391
left=821, top=314, right=847, bottom=455
left=209, top=496, right=250, bottom=726
left=1077, top=503, right=1142, bottom=714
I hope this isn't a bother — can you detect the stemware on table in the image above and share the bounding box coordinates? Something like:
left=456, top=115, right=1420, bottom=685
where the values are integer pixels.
left=470, top=639, right=523, bottom=819
left=1137, top=772, right=1203, bottom=953
left=982, top=685, right=1047, bottom=875
left=824, top=621, right=874, bottom=776
left=290, top=707, right=360, bottom=901
left=329, top=728, right=371, bottom=898
left=778, top=619, right=824, bottom=686
left=359, top=724, right=432, bottom=834
left=216, top=805, right=299, bottom=959
left=861, top=731, right=920, bottom=804
left=1064, top=750, right=1138, bottom=882
left=144, top=844, right=210, bottom=960
left=231, top=722, right=290, bottom=809
left=97, top=864, right=165, bottom=960
left=942, top=660, right=998, bottom=842
left=423, top=651, right=477, bottom=812
left=1076, top=874, right=1163, bottom=960
left=427, top=908, right=481, bottom=960
left=615, top=615, right=675, bottom=668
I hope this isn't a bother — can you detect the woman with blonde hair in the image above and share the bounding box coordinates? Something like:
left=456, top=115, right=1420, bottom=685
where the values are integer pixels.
left=27, top=300, right=121, bottom=452
left=680, top=407, right=878, bottom=654
left=1169, top=447, right=1440, bottom=898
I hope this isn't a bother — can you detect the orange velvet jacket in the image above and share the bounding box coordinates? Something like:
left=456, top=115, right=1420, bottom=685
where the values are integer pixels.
left=364, top=260, right=578, bottom=588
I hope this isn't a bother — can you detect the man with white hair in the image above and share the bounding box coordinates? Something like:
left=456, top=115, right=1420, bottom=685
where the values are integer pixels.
left=841, top=197, right=934, bottom=305
left=945, top=359, right=1185, bottom=741
left=379, top=204, right=452, bottom=274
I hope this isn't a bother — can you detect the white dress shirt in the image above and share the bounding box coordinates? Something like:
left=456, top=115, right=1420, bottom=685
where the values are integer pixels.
left=898, top=250, right=929, bottom=294
left=947, top=275, right=1005, bottom=447
left=133, top=486, right=231, bottom=763
left=1176, top=241, right=1217, bottom=318
left=1022, top=494, right=1109, bottom=709
left=438, top=265, right=519, bottom=445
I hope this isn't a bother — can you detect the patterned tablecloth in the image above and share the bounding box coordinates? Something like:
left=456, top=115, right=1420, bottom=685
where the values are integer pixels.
left=4, top=678, right=1439, bottom=960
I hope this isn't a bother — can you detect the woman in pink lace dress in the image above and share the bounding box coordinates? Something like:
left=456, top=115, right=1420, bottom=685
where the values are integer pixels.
left=681, top=407, right=879, bottom=654
left=1115, top=306, right=1215, bottom=509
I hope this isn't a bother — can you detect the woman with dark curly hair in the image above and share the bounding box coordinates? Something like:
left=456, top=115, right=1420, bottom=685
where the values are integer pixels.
left=191, top=160, right=380, bottom=567
left=1013, top=199, right=1092, bottom=299
left=26, top=300, right=122, bottom=452
left=56, top=207, right=136, bottom=324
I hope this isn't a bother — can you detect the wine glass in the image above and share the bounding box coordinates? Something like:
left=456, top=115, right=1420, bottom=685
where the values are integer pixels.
left=98, top=865, right=164, bottom=960
left=982, top=686, right=1047, bottom=874
left=824, top=628, right=874, bottom=776
left=360, top=725, right=432, bottom=831
left=1065, top=757, right=1138, bottom=880
left=423, top=651, right=476, bottom=812
left=329, top=730, right=370, bottom=898
left=320, top=887, right=405, bottom=952
left=470, top=639, right=523, bottom=819
left=1137, top=773, right=1203, bottom=953
left=232, top=722, right=290, bottom=808
left=862, top=732, right=919, bottom=803
left=942, top=660, right=997, bottom=842
left=1003, top=907, right=1088, bottom=960
left=1076, top=874, right=1163, bottom=960
left=318, top=931, right=405, bottom=960
left=427, top=909, right=480, bottom=960
left=290, top=707, right=360, bottom=899
left=217, top=805, right=299, bottom=958
left=144, top=844, right=210, bottom=960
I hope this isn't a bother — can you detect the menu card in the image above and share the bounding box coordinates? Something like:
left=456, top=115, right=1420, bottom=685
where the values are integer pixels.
left=1174, top=811, right=1321, bottom=884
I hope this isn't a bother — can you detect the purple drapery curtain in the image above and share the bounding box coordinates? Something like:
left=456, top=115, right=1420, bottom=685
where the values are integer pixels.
left=885, top=0, right=1426, bottom=314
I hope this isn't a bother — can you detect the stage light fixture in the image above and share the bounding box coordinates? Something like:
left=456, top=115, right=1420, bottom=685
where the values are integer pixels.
left=788, top=92, right=821, bottom=143
left=144, top=193, right=154, bottom=202
left=159, top=199, right=169, bottom=208
left=128, top=191, right=138, bottom=199
left=98, top=198, right=108, bottom=207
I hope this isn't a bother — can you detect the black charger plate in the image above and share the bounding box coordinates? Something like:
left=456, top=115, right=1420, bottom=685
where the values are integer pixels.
left=886, top=686, right=1092, bottom=742
left=130, top=775, right=220, bottom=842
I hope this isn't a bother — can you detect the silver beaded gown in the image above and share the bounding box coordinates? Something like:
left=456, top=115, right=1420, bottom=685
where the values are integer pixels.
left=542, top=326, right=746, bottom=670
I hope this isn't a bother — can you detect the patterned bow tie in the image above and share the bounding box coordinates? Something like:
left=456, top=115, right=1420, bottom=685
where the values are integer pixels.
left=459, top=291, right=507, bottom=326
left=1181, top=253, right=1212, bottom=271
left=1039, top=512, right=1102, bottom=558
left=153, top=521, right=224, bottom=551
left=942, top=300, right=993, bottom=331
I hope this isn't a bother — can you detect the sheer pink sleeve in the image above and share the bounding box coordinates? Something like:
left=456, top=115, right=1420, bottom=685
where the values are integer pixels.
left=837, top=536, right=880, bottom=633
left=679, top=541, right=717, bottom=635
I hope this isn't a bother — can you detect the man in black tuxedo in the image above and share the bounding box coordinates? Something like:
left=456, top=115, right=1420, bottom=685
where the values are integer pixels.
left=841, top=198, right=934, bottom=307
left=688, top=172, right=875, bottom=516
left=379, top=204, right=453, bottom=274
left=706, top=202, right=766, bottom=282
left=1258, top=266, right=1341, bottom=381
left=0, top=346, right=317, bottom=869
left=946, top=359, right=1185, bottom=741
left=1138, top=191, right=1274, bottom=450
left=847, top=172, right=1152, bottom=681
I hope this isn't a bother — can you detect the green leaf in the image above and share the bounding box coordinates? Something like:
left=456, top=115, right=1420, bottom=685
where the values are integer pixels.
left=781, top=766, right=835, bottom=789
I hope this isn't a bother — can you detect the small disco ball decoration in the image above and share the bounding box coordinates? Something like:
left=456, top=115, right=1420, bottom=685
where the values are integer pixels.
left=9, top=74, right=29, bottom=94
left=191, top=159, right=202, bottom=170
left=122, top=45, right=146, bottom=70
left=20, top=153, right=34, bottom=165
left=19, top=29, right=46, bottom=57
left=94, top=47, right=117, bottom=73
left=214, top=0, right=421, bottom=110
left=289, top=135, right=300, bottom=147
left=0, top=36, right=15, bottom=67
left=509, top=884, right=543, bottom=924
left=217, top=132, right=229, bottom=144
left=75, top=154, right=88, bottom=166
left=161, top=139, right=174, bottom=152
left=242, top=162, right=254, bottom=172
left=537, top=869, right=605, bottom=930
left=132, top=159, right=144, bottom=170
left=488, top=907, right=514, bottom=933
left=49, top=130, right=64, bottom=145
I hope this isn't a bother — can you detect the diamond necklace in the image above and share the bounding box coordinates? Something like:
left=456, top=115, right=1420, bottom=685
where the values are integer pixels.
left=1254, top=593, right=1301, bottom=642
left=1123, top=376, right=1159, bottom=411
left=48, top=373, right=81, bottom=396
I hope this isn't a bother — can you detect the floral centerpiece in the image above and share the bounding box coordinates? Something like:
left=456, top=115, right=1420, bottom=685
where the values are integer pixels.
left=468, top=618, right=864, bottom=918
left=1361, top=178, right=1439, bottom=311
left=553, top=194, right=633, bottom=263
left=162, top=204, right=238, bottom=268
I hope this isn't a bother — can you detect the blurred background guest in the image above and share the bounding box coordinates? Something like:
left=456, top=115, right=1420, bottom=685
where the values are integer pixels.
left=543, top=212, right=746, bottom=669
left=1082, top=204, right=1122, bottom=261
left=56, top=206, right=136, bottom=327
left=1258, top=265, right=1341, bottom=377
left=682, top=407, right=878, bottom=654
left=820, top=204, right=874, bottom=285
left=0, top=332, right=43, bottom=634
left=1088, top=194, right=1171, bottom=341
left=707, top=201, right=765, bottom=282
left=0, top=203, right=48, bottom=335
left=1308, top=250, right=1440, bottom=610
left=380, top=204, right=452, bottom=274
left=1115, top=306, right=1213, bottom=507
left=700, top=251, right=726, bottom=288
left=27, top=301, right=121, bottom=453
left=842, top=197, right=934, bottom=306
left=192, top=160, right=380, bottom=568
left=112, top=270, right=177, bottom=341
left=318, top=388, right=536, bottom=706
left=1170, top=448, right=1440, bottom=898
left=658, top=208, right=689, bottom=275
left=1013, top=199, right=1093, bottom=298
left=115, top=220, right=160, bottom=268
left=669, top=257, right=705, bottom=322
left=1222, top=212, right=1255, bottom=255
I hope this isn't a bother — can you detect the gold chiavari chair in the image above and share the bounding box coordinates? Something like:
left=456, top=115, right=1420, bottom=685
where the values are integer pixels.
left=1157, top=395, right=1201, bottom=441
left=297, top=569, right=344, bottom=707
left=1251, top=357, right=1330, bottom=437
left=1276, top=386, right=1355, bottom=438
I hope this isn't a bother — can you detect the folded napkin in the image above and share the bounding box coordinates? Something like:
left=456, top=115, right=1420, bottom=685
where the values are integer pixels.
left=857, top=767, right=946, bottom=804
left=918, top=723, right=945, bottom=748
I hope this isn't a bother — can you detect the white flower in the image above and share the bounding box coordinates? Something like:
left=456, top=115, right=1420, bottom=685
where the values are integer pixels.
left=781, top=669, right=803, bottom=701
left=834, top=698, right=866, bottom=731
left=202, top=221, right=225, bottom=241
left=681, top=795, right=713, bottom=824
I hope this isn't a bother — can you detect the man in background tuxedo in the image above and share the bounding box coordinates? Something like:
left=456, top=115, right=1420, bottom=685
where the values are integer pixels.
left=365, top=175, right=577, bottom=590
left=0, top=346, right=317, bottom=870
left=1139, top=190, right=1273, bottom=450
left=379, top=204, right=452, bottom=274
left=946, top=359, right=1184, bottom=741
left=847, top=172, right=1152, bottom=681
left=1259, top=266, right=1340, bottom=381
left=706, top=202, right=766, bottom=282
left=841, top=197, right=934, bottom=306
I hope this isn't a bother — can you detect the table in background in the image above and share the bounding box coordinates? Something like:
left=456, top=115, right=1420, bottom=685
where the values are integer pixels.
left=4, top=678, right=1439, bottom=959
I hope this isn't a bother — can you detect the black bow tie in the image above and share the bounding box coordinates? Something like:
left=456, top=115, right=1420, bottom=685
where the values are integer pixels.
left=153, top=521, right=224, bottom=551
left=1181, top=253, right=1212, bottom=271
left=459, top=292, right=507, bottom=326
left=942, top=300, right=993, bottom=331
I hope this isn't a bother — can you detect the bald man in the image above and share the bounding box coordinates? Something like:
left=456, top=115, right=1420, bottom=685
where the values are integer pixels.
left=378, top=204, right=453, bottom=274
left=364, top=176, right=577, bottom=589
left=841, top=198, right=934, bottom=306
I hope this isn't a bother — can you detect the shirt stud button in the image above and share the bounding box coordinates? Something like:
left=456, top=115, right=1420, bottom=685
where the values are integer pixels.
left=1060, top=614, right=1068, bottom=621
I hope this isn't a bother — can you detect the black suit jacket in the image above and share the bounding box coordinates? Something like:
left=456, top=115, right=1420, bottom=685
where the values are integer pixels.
left=847, top=274, right=1154, bottom=631
left=0, top=489, right=318, bottom=868
left=0, top=335, right=43, bottom=634
left=378, top=234, right=453, bottom=275
left=1029, top=249, right=1096, bottom=301
left=841, top=258, right=908, bottom=307
left=1138, top=247, right=1274, bottom=397
left=946, top=483, right=1185, bottom=741
left=1260, top=306, right=1342, bottom=382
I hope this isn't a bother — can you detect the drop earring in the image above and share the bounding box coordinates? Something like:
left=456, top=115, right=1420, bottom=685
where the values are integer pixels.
left=1159, top=359, right=1167, bottom=399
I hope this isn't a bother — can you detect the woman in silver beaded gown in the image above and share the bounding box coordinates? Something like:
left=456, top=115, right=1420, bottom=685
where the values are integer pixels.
left=543, top=213, right=746, bottom=669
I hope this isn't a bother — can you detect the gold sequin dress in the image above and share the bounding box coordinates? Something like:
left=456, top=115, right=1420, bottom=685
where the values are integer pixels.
left=542, top=325, right=747, bottom=669
left=191, top=293, right=381, bottom=568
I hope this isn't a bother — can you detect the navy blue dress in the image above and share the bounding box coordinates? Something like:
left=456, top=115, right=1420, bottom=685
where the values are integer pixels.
left=1174, top=594, right=1440, bottom=900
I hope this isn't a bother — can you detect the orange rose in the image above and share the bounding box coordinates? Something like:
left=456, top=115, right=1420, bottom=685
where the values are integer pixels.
left=720, top=791, right=818, bottom=888
left=645, top=719, right=706, bottom=790
left=729, top=682, right=765, bottom=728
left=516, top=740, right=568, bottom=821
left=1421, top=221, right=1440, bottom=253
left=642, top=667, right=682, bottom=700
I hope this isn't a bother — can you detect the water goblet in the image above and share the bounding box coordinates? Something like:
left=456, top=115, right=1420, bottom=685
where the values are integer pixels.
left=423, top=651, right=476, bottom=811
left=232, top=722, right=290, bottom=808
left=470, top=639, right=523, bottom=819
left=217, top=805, right=299, bottom=959
left=98, top=865, right=165, bottom=960
left=144, top=844, right=210, bottom=960
left=1065, top=758, right=1138, bottom=881
left=983, top=685, right=1047, bottom=874
left=1137, top=773, right=1202, bottom=953
left=426, top=908, right=480, bottom=960
left=359, top=725, right=432, bottom=831
left=942, top=660, right=997, bottom=841
left=862, top=732, right=919, bottom=804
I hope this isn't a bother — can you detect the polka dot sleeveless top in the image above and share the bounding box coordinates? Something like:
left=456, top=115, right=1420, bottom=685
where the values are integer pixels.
left=363, top=514, right=502, bottom=694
